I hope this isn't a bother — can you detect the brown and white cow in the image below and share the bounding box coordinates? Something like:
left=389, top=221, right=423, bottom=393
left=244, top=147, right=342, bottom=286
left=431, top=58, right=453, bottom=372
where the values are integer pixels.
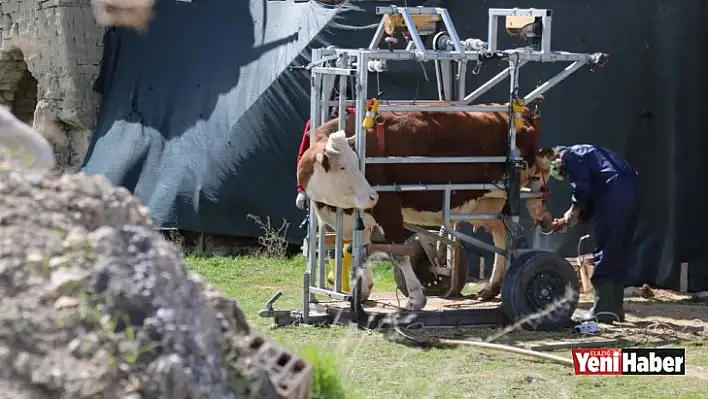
left=297, top=105, right=555, bottom=311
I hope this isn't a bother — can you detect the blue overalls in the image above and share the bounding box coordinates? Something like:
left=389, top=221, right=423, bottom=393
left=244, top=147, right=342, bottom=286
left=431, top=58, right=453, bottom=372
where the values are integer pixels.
left=561, top=145, right=640, bottom=285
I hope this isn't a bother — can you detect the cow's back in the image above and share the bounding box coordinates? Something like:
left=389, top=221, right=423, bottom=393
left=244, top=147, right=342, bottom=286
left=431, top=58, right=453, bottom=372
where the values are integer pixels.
left=363, top=109, right=535, bottom=213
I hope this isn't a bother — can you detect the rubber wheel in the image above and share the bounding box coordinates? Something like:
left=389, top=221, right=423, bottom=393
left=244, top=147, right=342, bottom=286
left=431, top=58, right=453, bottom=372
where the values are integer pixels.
left=501, top=250, right=579, bottom=331
left=393, top=234, right=469, bottom=298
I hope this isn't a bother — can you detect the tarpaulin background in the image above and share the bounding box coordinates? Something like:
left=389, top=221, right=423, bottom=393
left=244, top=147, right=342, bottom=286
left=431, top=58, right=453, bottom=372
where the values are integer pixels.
left=82, top=0, right=708, bottom=292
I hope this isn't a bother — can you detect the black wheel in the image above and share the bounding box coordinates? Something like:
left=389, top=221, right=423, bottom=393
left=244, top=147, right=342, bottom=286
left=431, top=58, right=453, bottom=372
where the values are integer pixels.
left=393, top=234, right=468, bottom=298
left=501, top=250, right=579, bottom=331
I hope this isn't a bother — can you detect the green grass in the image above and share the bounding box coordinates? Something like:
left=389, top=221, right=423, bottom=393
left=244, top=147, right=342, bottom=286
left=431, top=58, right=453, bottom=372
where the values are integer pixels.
left=186, top=255, right=708, bottom=399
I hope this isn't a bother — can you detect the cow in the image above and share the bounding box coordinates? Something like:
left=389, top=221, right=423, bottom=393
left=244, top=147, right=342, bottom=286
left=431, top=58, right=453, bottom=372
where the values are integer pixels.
left=297, top=104, right=555, bottom=311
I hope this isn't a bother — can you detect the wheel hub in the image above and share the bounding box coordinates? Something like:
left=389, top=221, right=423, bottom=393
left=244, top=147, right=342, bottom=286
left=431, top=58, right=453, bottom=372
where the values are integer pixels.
left=526, top=270, right=565, bottom=308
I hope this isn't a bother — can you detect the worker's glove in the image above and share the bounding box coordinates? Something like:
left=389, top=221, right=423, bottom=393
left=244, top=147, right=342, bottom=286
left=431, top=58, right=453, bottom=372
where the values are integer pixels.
left=563, top=207, right=581, bottom=228
left=552, top=207, right=580, bottom=233
left=295, top=191, right=308, bottom=211
left=551, top=218, right=569, bottom=233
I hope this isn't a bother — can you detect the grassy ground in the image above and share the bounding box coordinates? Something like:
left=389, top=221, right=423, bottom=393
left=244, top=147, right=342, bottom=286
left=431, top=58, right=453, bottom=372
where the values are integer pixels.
left=186, top=255, right=708, bottom=399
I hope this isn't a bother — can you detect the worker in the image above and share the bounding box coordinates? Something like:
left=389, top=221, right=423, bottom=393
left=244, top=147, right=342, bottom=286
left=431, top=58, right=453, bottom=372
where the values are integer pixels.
left=548, top=145, right=640, bottom=324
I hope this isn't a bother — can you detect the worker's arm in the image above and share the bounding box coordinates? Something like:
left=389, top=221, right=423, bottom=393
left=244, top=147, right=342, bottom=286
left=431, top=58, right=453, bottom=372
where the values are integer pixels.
left=560, top=150, right=592, bottom=227
left=561, top=150, right=593, bottom=209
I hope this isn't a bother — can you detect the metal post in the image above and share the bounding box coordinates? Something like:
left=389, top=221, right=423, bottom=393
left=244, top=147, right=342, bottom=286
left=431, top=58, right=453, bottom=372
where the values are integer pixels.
left=399, top=8, right=426, bottom=54
left=507, top=55, right=522, bottom=226
left=317, top=222, right=327, bottom=288
left=334, top=71, right=348, bottom=293
left=457, top=61, right=467, bottom=101
left=438, top=8, right=463, bottom=54
left=302, top=272, right=310, bottom=323
left=351, top=50, right=369, bottom=315
left=508, top=57, right=519, bottom=159
left=368, top=18, right=387, bottom=50
left=487, top=12, right=498, bottom=52
left=541, top=12, right=553, bottom=54
left=306, top=49, right=323, bottom=305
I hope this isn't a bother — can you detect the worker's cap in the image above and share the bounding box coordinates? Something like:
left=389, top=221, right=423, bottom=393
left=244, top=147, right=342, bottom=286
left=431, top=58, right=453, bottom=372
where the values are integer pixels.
left=551, top=145, right=568, bottom=159
left=549, top=146, right=568, bottom=181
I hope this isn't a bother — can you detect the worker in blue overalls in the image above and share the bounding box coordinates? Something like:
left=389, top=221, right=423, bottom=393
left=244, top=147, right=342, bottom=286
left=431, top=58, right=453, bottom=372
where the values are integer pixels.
left=548, top=145, right=641, bottom=324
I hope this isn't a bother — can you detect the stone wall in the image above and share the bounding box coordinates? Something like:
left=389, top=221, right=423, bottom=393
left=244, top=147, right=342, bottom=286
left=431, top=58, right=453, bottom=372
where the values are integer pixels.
left=0, top=0, right=104, bottom=171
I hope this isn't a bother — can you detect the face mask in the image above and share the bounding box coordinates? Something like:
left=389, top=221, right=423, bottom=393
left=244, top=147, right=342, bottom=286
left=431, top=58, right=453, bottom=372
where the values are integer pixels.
left=549, top=159, right=564, bottom=181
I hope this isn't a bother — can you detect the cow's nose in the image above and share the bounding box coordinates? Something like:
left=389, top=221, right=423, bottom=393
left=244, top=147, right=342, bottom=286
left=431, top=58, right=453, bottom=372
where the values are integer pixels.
left=369, top=192, right=379, bottom=203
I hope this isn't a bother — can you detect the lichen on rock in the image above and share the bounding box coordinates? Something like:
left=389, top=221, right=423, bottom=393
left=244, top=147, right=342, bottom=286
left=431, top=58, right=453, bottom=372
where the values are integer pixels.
left=0, top=153, right=281, bottom=398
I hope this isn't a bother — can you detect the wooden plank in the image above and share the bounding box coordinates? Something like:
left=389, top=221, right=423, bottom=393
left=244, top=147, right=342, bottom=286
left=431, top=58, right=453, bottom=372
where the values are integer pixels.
left=521, top=338, right=619, bottom=352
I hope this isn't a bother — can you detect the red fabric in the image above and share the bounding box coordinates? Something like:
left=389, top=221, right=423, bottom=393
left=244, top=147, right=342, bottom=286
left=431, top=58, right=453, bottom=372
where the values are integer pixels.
left=296, top=106, right=356, bottom=193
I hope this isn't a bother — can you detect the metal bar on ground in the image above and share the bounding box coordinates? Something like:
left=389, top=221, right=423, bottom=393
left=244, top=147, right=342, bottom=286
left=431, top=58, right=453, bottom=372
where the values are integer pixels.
left=309, top=287, right=351, bottom=301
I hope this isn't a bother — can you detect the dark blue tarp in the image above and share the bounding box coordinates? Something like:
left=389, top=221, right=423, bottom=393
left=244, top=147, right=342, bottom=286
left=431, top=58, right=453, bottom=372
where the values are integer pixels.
left=82, top=0, right=708, bottom=292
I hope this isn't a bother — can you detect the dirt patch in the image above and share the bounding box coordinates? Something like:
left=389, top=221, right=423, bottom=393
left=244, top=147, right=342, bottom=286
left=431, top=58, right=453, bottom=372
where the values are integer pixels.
left=377, top=290, right=708, bottom=348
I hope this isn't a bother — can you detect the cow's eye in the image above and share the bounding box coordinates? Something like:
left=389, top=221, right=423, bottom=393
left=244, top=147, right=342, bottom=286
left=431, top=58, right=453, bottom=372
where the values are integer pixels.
left=339, top=166, right=346, bottom=171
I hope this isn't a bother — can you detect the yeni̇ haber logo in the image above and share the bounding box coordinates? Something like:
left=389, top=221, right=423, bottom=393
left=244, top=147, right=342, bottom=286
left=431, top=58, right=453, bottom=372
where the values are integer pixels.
left=572, top=348, right=686, bottom=375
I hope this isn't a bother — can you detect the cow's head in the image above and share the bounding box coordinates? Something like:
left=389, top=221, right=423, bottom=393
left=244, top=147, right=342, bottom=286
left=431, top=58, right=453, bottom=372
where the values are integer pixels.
left=299, top=130, right=379, bottom=210
left=522, top=147, right=555, bottom=231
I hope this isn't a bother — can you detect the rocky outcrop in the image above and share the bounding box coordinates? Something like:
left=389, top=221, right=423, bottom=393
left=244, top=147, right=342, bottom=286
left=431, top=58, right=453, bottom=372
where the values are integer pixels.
left=0, top=150, right=311, bottom=398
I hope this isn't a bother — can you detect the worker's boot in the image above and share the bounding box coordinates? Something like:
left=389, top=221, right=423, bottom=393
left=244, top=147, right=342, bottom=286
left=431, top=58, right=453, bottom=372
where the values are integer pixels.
left=613, top=280, right=626, bottom=322
left=572, top=280, right=619, bottom=324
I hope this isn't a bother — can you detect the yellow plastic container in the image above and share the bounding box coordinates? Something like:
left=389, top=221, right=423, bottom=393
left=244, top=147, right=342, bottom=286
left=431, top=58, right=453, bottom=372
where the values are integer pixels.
left=326, top=241, right=352, bottom=292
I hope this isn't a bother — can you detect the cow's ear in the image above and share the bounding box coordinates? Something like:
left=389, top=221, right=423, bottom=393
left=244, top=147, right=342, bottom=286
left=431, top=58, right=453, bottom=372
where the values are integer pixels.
left=315, top=151, right=331, bottom=172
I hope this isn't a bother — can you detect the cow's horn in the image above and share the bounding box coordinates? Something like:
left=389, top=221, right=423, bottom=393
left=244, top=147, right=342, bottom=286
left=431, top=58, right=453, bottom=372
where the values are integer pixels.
left=325, top=138, right=341, bottom=155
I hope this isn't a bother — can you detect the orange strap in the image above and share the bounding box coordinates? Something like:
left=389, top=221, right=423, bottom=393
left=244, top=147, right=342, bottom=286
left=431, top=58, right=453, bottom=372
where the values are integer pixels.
left=376, top=123, right=385, bottom=154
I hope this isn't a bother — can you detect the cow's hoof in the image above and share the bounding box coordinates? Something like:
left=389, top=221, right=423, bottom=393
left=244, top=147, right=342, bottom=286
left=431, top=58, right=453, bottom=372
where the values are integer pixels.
left=405, top=292, right=427, bottom=311
left=476, top=286, right=500, bottom=301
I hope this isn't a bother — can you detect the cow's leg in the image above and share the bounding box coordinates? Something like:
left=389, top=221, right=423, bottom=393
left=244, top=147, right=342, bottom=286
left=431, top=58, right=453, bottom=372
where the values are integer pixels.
left=477, top=224, right=507, bottom=300
left=393, top=254, right=427, bottom=311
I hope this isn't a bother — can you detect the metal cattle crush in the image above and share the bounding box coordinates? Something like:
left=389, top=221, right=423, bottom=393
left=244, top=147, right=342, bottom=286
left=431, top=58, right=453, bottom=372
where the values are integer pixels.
left=260, top=6, right=609, bottom=330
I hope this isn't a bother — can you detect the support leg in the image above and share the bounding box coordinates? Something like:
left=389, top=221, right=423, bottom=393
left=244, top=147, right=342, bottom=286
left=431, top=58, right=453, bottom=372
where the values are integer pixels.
left=394, top=255, right=427, bottom=311
left=354, top=257, right=375, bottom=301
left=477, top=223, right=507, bottom=300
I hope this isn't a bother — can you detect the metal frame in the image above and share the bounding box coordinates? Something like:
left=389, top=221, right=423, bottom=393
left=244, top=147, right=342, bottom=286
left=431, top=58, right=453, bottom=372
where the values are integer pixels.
left=262, top=6, right=608, bottom=326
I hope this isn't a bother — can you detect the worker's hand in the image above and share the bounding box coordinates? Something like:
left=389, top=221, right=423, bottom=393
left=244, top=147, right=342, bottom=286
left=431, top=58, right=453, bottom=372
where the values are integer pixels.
left=295, top=191, right=308, bottom=211
left=551, top=217, right=569, bottom=233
